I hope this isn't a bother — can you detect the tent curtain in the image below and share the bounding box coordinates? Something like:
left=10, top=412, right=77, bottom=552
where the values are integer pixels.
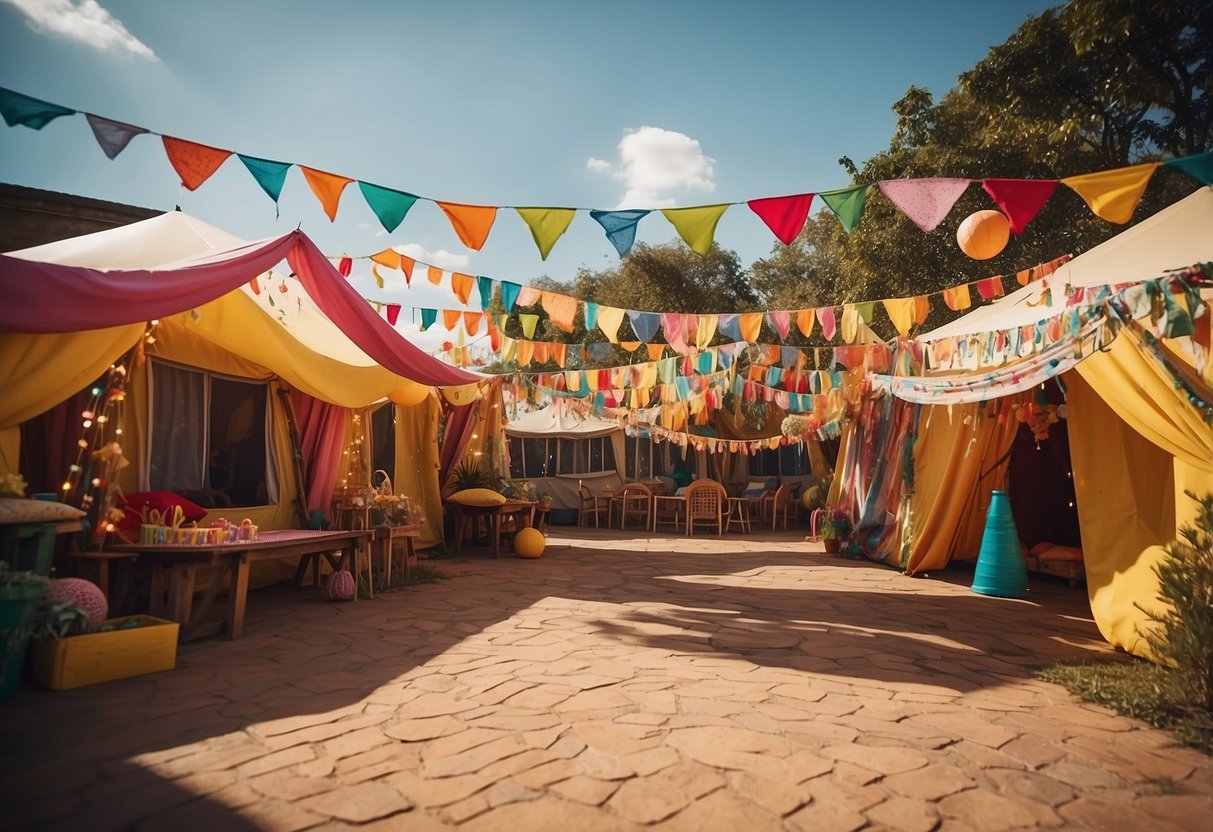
left=19, top=389, right=91, bottom=494
left=290, top=390, right=349, bottom=517
left=438, top=402, right=479, bottom=488
left=903, top=399, right=1021, bottom=574
left=0, top=230, right=477, bottom=387
left=839, top=395, right=916, bottom=567
left=395, top=397, right=443, bottom=547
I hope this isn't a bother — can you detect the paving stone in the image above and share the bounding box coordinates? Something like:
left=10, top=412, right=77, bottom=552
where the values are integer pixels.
left=998, top=734, right=1066, bottom=769
left=1136, top=794, right=1213, bottom=830
left=937, top=789, right=1046, bottom=831
left=1059, top=796, right=1188, bottom=831
left=299, top=780, right=413, bottom=823
left=249, top=769, right=339, bottom=801
left=823, top=743, right=930, bottom=775
left=458, top=797, right=641, bottom=832
left=512, top=758, right=583, bottom=789
left=866, top=796, right=940, bottom=832
left=985, top=767, right=1076, bottom=807
left=652, top=787, right=783, bottom=832
left=382, top=715, right=467, bottom=742
left=907, top=711, right=1018, bottom=748
left=1041, top=757, right=1128, bottom=790
left=609, top=761, right=726, bottom=823
left=884, top=763, right=976, bottom=801
left=726, top=771, right=811, bottom=816
left=385, top=770, right=490, bottom=807
left=234, top=745, right=316, bottom=778
left=550, top=775, right=621, bottom=806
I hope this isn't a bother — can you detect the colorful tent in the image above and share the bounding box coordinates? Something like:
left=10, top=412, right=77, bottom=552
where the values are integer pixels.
left=838, top=188, right=1213, bottom=659
left=1, top=210, right=480, bottom=547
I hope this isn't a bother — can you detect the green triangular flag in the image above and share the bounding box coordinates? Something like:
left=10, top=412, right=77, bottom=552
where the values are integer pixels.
left=239, top=155, right=291, bottom=203
left=519, top=313, right=540, bottom=339
left=515, top=207, right=576, bottom=260
left=1166, top=150, right=1213, bottom=186
left=419, top=308, right=437, bottom=331
left=820, top=184, right=871, bottom=233
left=358, top=182, right=418, bottom=233
left=661, top=204, right=730, bottom=256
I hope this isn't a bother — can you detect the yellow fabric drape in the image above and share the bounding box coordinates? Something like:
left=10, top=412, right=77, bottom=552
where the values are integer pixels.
left=394, top=396, right=443, bottom=548
left=0, top=325, right=144, bottom=429
left=1070, top=331, right=1213, bottom=658
left=904, top=401, right=1020, bottom=574
left=0, top=427, right=19, bottom=476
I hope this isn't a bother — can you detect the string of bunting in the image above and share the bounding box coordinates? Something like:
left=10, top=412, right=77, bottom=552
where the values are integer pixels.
left=5, top=85, right=1212, bottom=259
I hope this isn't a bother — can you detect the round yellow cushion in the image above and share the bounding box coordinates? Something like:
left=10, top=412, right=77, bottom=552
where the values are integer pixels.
left=448, top=488, right=506, bottom=507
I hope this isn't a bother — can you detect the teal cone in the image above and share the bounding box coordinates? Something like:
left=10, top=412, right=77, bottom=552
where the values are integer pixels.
left=972, top=490, right=1028, bottom=598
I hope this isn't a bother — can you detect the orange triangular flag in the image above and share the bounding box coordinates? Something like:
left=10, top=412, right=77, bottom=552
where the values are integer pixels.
left=371, top=248, right=401, bottom=269
left=647, top=344, right=666, bottom=361
left=437, top=201, right=497, bottom=250
left=399, top=255, right=415, bottom=285
left=162, top=136, right=231, bottom=191
left=620, top=341, right=642, bottom=353
left=299, top=166, right=353, bottom=222
left=442, top=309, right=461, bottom=330
left=1061, top=163, right=1160, bottom=224
left=796, top=309, right=815, bottom=338
left=427, top=265, right=443, bottom=286
left=451, top=273, right=475, bottom=305
left=462, top=311, right=483, bottom=335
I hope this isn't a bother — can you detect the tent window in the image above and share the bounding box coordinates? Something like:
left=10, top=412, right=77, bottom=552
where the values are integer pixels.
left=508, top=435, right=616, bottom=478
left=508, top=437, right=525, bottom=478
left=749, top=445, right=810, bottom=478
left=148, top=360, right=273, bottom=508
left=588, top=437, right=616, bottom=474
left=625, top=435, right=653, bottom=480
left=557, top=438, right=576, bottom=475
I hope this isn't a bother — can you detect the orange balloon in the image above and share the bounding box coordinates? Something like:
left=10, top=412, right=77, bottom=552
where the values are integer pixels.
left=956, top=210, right=1011, bottom=260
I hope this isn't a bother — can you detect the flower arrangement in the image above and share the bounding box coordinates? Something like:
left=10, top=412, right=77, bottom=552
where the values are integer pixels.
left=0, top=473, right=27, bottom=499
left=372, top=491, right=413, bottom=525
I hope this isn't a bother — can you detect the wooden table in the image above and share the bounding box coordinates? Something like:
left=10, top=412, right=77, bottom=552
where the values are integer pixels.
left=105, top=529, right=373, bottom=641
left=373, top=522, right=422, bottom=587
left=726, top=496, right=755, bottom=533
left=1, top=518, right=85, bottom=576
left=445, top=500, right=534, bottom=558
left=651, top=495, right=686, bottom=533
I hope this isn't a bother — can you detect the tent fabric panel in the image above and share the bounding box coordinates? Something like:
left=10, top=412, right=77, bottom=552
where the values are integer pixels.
left=0, top=325, right=143, bottom=430
left=904, top=401, right=1019, bottom=574
left=1067, top=372, right=1177, bottom=658
left=394, top=396, right=443, bottom=549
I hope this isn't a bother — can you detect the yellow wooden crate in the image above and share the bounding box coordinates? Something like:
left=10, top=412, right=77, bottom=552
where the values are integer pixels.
left=29, top=615, right=179, bottom=690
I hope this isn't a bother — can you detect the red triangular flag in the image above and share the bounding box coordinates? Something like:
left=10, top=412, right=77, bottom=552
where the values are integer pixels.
left=337, top=256, right=352, bottom=277
left=386, top=304, right=401, bottom=326
left=162, top=136, right=231, bottom=191
left=981, top=179, right=1059, bottom=235
left=746, top=193, right=814, bottom=245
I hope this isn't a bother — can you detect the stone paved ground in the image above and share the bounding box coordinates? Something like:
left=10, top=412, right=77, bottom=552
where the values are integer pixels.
left=2, top=528, right=1211, bottom=831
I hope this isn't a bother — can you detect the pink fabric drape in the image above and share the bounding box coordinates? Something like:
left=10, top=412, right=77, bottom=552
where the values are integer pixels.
left=439, top=403, right=478, bottom=487
left=0, top=230, right=477, bottom=388
left=20, top=389, right=89, bottom=495
left=290, top=390, right=349, bottom=517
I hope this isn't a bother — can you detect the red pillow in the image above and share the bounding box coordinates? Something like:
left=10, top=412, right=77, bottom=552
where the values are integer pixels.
left=118, top=491, right=208, bottom=532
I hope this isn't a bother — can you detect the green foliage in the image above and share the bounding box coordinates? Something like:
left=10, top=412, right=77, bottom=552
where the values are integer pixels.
left=447, top=460, right=500, bottom=492
left=1140, top=491, right=1213, bottom=711
left=1036, top=658, right=1213, bottom=754
left=31, top=596, right=92, bottom=640
left=0, top=562, right=49, bottom=595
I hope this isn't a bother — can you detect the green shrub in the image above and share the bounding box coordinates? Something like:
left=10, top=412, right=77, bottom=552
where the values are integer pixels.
left=1140, top=491, right=1213, bottom=711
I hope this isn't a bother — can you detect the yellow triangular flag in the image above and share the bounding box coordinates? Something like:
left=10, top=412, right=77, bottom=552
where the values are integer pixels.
left=739, top=312, right=763, bottom=343
left=597, top=306, right=626, bottom=343
left=882, top=297, right=915, bottom=337
left=695, top=315, right=718, bottom=351
left=660, top=204, right=730, bottom=256
left=1062, top=162, right=1160, bottom=224
left=515, top=207, right=576, bottom=260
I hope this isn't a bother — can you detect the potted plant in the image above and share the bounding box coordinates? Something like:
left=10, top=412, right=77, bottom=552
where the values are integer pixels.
left=0, top=563, right=50, bottom=698
left=821, top=508, right=852, bottom=555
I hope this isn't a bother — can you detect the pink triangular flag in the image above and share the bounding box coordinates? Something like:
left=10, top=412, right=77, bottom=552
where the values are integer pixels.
left=817, top=307, right=837, bottom=341
left=878, top=178, right=970, bottom=232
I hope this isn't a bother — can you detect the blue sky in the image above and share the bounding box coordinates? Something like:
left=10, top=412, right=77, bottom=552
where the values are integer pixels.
left=0, top=0, right=1056, bottom=331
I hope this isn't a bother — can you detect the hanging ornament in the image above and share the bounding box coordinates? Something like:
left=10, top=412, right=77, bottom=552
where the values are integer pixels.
left=957, top=210, right=1011, bottom=260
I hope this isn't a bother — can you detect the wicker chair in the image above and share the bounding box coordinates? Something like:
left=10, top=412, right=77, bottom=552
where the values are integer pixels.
left=685, top=479, right=726, bottom=537
left=618, top=483, right=653, bottom=530
left=578, top=485, right=608, bottom=527
left=761, top=483, right=792, bottom=530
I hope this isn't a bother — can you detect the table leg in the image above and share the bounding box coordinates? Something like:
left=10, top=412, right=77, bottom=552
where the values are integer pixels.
left=491, top=514, right=501, bottom=559
left=170, top=565, right=196, bottom=625
left=227, top=555, right=250, bottom=639
left=149, top=566, right=166, bottom=617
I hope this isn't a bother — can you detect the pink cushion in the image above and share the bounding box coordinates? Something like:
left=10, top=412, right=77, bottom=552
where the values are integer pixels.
left=118, top=491, right=208, bottom=532
left=1039, top=545, right=1084, bottom=563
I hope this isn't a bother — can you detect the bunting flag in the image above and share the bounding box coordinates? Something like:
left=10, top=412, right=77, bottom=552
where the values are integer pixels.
left=628, top=310, right=661, bottom=343
left=463, top=311, right=483, bottom=336
left=766, top=311, right=792, bottom=341
left=370, top=248, right=400, bottom=269
left=590, top=210, right=649, bottom=257
left=420, top=308, right=437, bottom=331
left=1166, top=150, right=1213, bottom=185
left=476, top=275, right=494, bottom=309
left=84, top=113, right=146, bottom=160
left=976, top=276, right=1005, bottom=300
left=240, top=154, right=291, bottom=204
left=162, top=136, right=232, bottom=191
left=583, top=302, right=600, bottom=332
left=400, top=254, right=415, bottom=284
left=516, top=286, right=543, bottom=307
left=981, top=178, right=1058, bottom=234
left=878, top=178, right=970, bottom=232
left=882, top=297, right=915, bottom=336
left=427, top=265, right=443, bottom=285
left=819, top=184, right=871, bottom=233
left=442, top=309, right=461, bottom=331
left=647, top=343, right=666, bottom=361
left=300, top=166, right=353, bottom=221
left=519, top=313, right=540, bottom=339
left=661, top=204, right=730, bottom=255
left=739, top=313, right=763, bottom=343
left=542, top=291, right=578, bottom=332
left=501, top=281, right=521, bottom=312
left=817, top=307, right=837, bottom=341
left=337, top=257, right=353, bottom=277
left=717, top=314, right=741, bottom=342
left=0, top=88, right=74, bottom=129
left=796, top=309, right=815, bottom=338
left=597, top=305, right=625, bottom=342
left=517, top=339, right=535, bottom=366
left=695, top=315, right=717, bottom=351
left=371, top=264, right=385, bottom=288
left=840, top=305, right=859, bottom=344
left=746, top=193, right=814, bottom=245
left=515, top=207, right=577, bottom=260
left=359, top=182, right=417, bottom=232
left=1061, top=162, right=1160, bottom=224
left=437, top=201, right=497, bottom=250
left=913, top=295, right=931, bottom=325
left=943, top=284, right=972, bottom=311
left=386, top=304, right=401, bottom=326
left=451, top=272, right=474, bottom=305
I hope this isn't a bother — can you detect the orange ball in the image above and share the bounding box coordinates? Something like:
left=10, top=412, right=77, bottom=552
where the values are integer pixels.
left=514, top=527, right=545, bottom=558
left=956, top=210, right=1011, bottom=260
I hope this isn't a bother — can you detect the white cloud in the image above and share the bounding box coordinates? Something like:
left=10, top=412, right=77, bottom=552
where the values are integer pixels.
left=588, top=126, right=716, bottom=209
left=4, top=0, right=156, bottom=59
left=392, top=243, right=470, bottom=271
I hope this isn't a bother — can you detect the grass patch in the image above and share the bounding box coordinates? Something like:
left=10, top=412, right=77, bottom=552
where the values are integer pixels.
left=1035, top=658, right=1213, bottom=754
left=375, top=563, right=448, bottom=592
